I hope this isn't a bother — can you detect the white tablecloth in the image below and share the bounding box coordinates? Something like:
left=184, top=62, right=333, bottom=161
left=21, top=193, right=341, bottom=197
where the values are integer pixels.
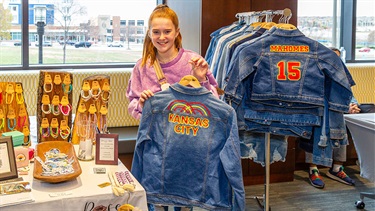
left=1, top=116, right=148, bottom=210
left=344, top=113, right=375, bottom=182
left=1, top=158, right=148, bottom=211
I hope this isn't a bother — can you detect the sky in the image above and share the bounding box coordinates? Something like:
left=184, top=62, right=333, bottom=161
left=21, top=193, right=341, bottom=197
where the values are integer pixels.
left=77, top=0, right=156, bottom=20
left=298, top=0, right=375, bottom=17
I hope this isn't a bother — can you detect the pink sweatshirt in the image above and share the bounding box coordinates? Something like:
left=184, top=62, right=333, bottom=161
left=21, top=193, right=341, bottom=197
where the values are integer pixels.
left=126, top=48, right=219, bottom=119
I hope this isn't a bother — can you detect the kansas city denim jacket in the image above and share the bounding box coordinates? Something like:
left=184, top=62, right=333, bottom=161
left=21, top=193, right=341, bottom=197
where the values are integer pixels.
left=131, top=83, right=245, bottom=211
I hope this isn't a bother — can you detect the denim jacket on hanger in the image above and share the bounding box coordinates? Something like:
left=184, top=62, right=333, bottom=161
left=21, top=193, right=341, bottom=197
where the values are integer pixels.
left=132, top=83, right=245, bottom=211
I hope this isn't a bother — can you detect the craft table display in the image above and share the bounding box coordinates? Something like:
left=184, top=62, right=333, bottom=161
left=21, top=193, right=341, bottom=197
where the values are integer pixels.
left=0, top=155, right=148, bottom=211
left=0, top=82, right=31, bottom=146
left=71, top=75, right=111, bottom=161
left=36, top=70, right=73, bottom=142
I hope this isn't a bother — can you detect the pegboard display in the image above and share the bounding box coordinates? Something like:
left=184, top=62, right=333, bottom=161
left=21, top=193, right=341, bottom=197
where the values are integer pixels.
left=71, top=75, right=110, bottom=145
left=36, top=70, right=73, bottom=142
left=0, top=82, right=31, bottom=146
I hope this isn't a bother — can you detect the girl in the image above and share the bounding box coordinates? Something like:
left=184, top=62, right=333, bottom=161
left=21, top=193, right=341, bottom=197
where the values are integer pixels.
left=126, top=4, right=219, bottom=120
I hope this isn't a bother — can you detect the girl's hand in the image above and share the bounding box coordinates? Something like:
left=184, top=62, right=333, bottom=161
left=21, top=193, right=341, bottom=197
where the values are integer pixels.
left=139, top=89, right=154, bottom=108
left=189, top=57, right=208, bottom=82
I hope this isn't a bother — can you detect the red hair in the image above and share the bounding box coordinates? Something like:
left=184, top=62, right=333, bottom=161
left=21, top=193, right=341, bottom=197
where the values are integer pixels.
left=140, top=4, right=183, bottom=67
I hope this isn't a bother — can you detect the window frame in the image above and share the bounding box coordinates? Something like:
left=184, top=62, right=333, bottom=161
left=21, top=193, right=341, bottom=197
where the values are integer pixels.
left=2, top=0, right=372, bottom=71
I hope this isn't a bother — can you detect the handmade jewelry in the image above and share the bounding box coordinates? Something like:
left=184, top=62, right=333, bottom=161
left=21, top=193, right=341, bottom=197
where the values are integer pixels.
left=60, top=126, right=71, bottom=139
left=81, top=81, right=91, bottom=101
left=0, top=87, right=2, bottom=104
left=7, top=118, right=16, bottom=131
left=91, top=81, right=101, bottom=101
left=62, top=74, right=72, bottom=94
left=5, top=83, right=15, bottom=105
left=59, top=104, right=72, bottom=116
left=59, top=96, right=72, bottom=116
left=80, top=89, right=92, bottom=101
left=15, top=84, right=24, bottom=104
left=40, top=126, right=50, bottom=138
left=101, top=82, right=111, bottom=102
left=0, top=117, right=5, bottom=132
left=62, top=83, right=72, bottom=94
left=51, top=95, right=61, bottom=116
left=43, top=83, right=53, bottom=93
left=16, top=92, right=24, bottom=104
left=17, top=115, right=27, bottom=129
left=43, top=74, right=53, bottom=93
left=50, top=126, right=59, bottom=138
left=22, top=126, right=30, bottom=146
left=41, top=103, right=52, bottom=114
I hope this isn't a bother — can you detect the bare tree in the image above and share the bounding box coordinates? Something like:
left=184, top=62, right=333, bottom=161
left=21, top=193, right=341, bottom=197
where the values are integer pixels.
left=0, top=3, right=12, bottom=41
left=51, top=0, right=87, bottom=63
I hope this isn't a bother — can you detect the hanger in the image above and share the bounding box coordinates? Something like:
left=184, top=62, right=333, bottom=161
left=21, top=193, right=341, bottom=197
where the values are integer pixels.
left=179, top=75, right=201, bottom=88
left=275, top=8, right=296, bottom=30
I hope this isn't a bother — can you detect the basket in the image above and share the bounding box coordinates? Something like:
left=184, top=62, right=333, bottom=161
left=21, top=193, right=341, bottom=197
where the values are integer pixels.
left=33, top=141, right=82, bottom=183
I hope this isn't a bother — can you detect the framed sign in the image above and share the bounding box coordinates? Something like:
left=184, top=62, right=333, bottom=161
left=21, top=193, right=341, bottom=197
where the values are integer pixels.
left=0, top=136, right=18, bottom=181
left=95, top=133, right=119, bottom=165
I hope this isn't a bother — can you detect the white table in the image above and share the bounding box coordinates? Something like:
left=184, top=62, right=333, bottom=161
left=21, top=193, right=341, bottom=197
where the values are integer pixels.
left=344, top=113, right=375, bottom=182
left=1, top=158, right=148, bottom=211
left=1, top=116, right=148, bottom=210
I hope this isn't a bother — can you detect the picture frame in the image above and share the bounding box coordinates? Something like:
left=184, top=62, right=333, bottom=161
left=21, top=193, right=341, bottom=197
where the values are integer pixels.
left=0, top=136, right=18, bottom=181
left=95, top=133, right=119, bottom=165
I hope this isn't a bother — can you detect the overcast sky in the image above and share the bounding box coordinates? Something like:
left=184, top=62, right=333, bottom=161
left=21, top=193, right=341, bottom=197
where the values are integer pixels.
left=298, top=0, right=374, bottom=16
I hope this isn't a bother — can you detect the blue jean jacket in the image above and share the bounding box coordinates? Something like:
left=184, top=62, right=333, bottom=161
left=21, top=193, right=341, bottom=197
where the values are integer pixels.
left=132, top=83, right=245, bottom=211
left=224, top=27, right=354, bottom=167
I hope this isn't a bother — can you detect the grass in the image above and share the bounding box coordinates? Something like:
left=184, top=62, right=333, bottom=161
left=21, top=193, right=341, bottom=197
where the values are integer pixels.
left=0, top=45, right=142, bottom=65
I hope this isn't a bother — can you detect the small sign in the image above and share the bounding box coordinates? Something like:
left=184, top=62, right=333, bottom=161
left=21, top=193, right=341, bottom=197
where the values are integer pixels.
left=0, top=137, right=18, bottom=181
left=95, top=133, right=118, bottom=165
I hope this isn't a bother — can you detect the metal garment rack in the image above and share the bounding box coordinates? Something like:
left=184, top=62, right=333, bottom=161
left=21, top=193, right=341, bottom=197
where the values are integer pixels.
left=236, top=9, right=293, bottom=211
left=245, top=133, right=271, bottom=211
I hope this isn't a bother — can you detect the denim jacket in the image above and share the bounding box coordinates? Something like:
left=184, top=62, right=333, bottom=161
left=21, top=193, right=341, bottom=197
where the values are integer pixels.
left=225, top=27, right=353, bottom=113
left=131, top=83, right=245, bottom=211
left=224, top=27, right=354, bottom=167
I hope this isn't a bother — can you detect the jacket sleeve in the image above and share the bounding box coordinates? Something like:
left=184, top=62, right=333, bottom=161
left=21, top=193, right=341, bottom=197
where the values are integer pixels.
left=219, top=109, right=246, bottom=211
left=130, top=97, right=153, bottom=181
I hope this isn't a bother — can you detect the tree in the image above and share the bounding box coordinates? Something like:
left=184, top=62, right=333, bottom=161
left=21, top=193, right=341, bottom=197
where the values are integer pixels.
left=0, top=3, right=12, bottom=41
left=51, top=0, right=87, bottom=63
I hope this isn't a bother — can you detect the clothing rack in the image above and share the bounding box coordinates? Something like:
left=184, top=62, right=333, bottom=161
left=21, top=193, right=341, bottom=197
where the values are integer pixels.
left=234, top=9, right=292, bottom=211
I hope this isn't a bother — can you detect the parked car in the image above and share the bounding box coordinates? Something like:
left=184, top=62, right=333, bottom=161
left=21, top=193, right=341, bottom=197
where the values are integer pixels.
left=14, top=41, right=31, bottom=46
left=59, top=40, right=75, bottom=46
left=358, top=47, right=370, bottom=52
left=74, top=41, right=92, bottom=48
left=35, top=41, right=52, bottom=47
left=107, top=41, right=123, bottom=47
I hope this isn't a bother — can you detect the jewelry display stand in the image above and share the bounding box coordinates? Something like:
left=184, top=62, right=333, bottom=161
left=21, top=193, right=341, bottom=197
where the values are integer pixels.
left=71, top=75, right=110, bottom=160
left=0, top=82, right=31, bottom=146
left=36, top=70, right=73, bottom=142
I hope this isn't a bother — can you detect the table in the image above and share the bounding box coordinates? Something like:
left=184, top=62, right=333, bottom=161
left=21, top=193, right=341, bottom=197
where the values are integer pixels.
left=344, top=113, right=375, bottom=208
left=1, top=158, right=148, bottom=211
left=344, top=113, right=375, bottom=182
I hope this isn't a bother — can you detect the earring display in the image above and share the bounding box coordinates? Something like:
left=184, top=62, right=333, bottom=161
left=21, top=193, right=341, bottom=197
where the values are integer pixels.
left=72, top=75, right=111, bottom=161
left=36, top=70, right=73, bottom=142
left=0, top=82, right=31, bottom=146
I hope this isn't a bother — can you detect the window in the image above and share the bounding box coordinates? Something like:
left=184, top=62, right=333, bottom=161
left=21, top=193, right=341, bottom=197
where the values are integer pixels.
left=0, top=0, right=157, bottom=69
left=298, top=0, right=341, bottom=49
left=355, top=0, right=374, bottom=60
left=298, top=0, right=374, bottom=63
left=137, top=20, right=144, bottom=26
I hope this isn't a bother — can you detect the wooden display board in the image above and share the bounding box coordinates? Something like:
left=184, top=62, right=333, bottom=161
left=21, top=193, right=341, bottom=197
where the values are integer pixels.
left=36, top=70, right=73, bottom=142
left=71, top=75, right=110, bottom=145
left=0, top=82, right=31, bottom=146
